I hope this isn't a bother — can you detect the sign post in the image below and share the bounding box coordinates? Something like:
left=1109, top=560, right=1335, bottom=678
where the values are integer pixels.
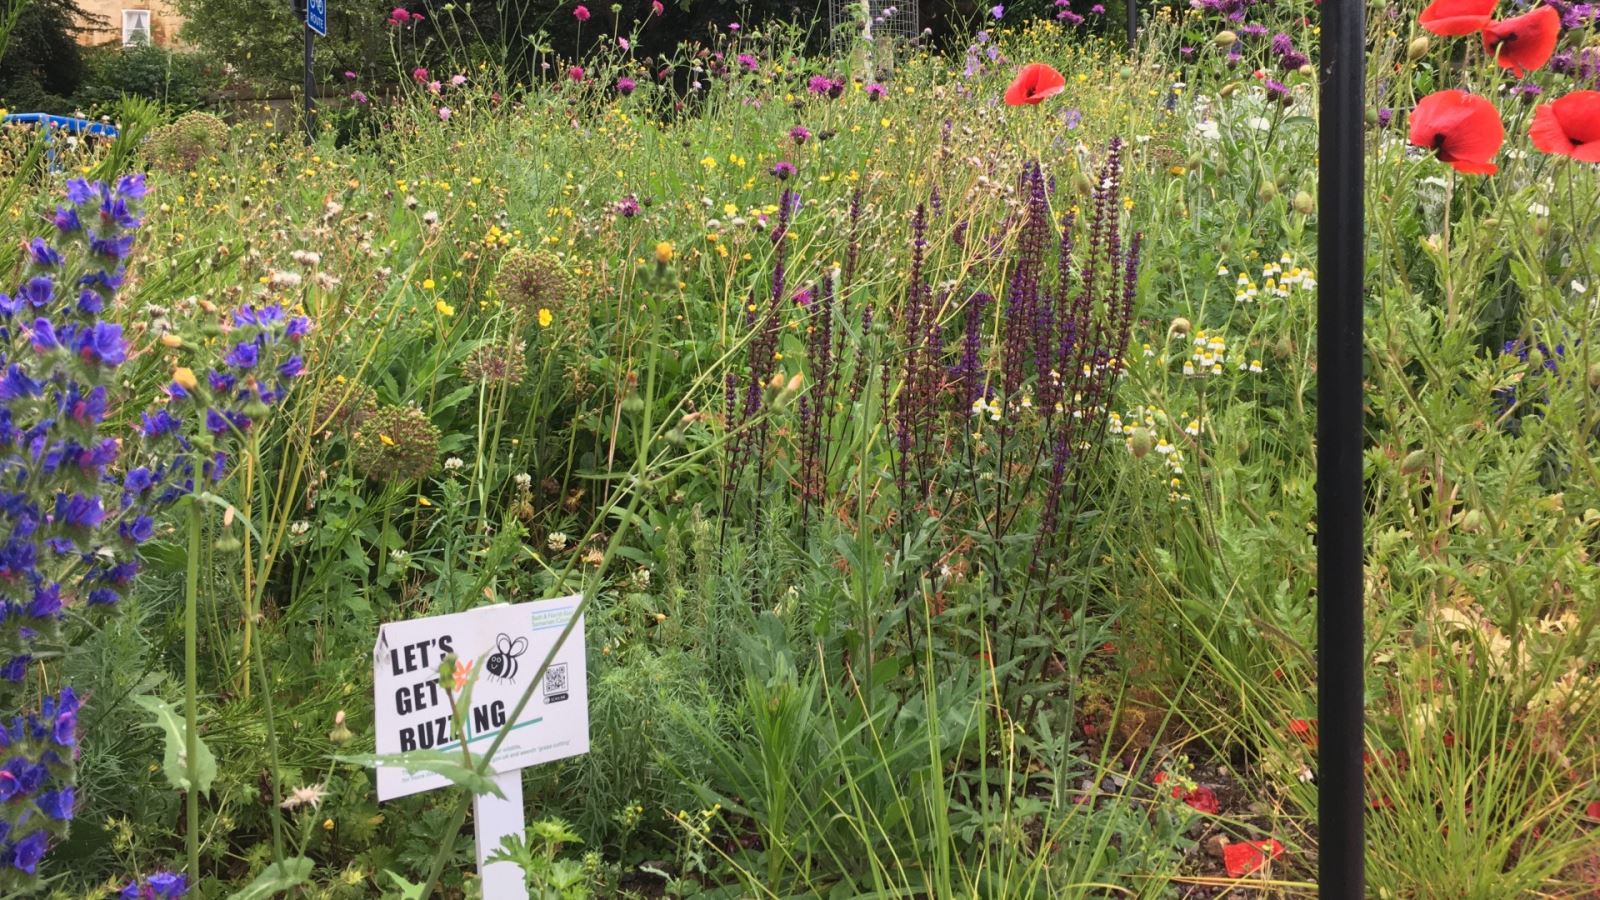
left=373, top=596, right=590, bottom=897
left=299, top=0, right=325, bottom=145
left=1317, top=0, right=1366, bottom=895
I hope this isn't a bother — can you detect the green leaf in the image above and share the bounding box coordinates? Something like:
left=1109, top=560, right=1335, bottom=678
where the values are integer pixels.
left=335, top=750, right=507, bottom=799
left=224, top=858, right=314, bottom=900
left=133, top=695, right=217, bottom=794
left=384, top=871, right=426, bottom=900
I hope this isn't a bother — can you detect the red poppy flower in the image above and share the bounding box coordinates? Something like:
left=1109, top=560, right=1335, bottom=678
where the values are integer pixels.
left=1408, top=90, right=1505, bottom=174
left=1585, top=800, right=1600, bottom=820
left=1482, top=6, right=1561, bottom=76
left=1288, top=718, right=1318, bottom=747
left=1222, top=839, right=1285, bottom=878
left=1419, top=0, right=1496, bottom=35
left=1005, top=63, right=1066, bottom=106
left=1530, top=91, right=1600, bottom=162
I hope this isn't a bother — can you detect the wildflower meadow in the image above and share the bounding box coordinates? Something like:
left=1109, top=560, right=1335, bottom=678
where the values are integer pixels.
left=0, top=0, right=1598, bottom=895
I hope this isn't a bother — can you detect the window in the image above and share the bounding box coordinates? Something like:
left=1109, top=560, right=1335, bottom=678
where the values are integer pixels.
left=122, top=9, right=152, bottom=46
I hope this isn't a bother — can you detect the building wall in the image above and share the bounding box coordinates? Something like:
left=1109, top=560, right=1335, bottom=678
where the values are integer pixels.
left=76, top=0, right=187, bottom=48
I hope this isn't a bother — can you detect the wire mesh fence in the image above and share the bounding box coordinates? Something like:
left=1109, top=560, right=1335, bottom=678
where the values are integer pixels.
left=826, top=0, right=921, bottom=76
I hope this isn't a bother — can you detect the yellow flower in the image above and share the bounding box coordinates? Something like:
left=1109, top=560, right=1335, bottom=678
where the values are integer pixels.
left=172, top=367, right=198, bottom=391
left=323, top=818, right=334, bottom=831
left=422, top=278, right=436, bottom=290
left=435, top=299, right=455, bottom=316
left=538, top=308, right=553, bottom=328
left=378, top=433, right=396, bottom=446
left=654, top=241, right=674, bottom=264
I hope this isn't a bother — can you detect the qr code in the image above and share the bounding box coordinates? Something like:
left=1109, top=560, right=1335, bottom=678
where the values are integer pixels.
left=543, top=663, right=569, bottom=700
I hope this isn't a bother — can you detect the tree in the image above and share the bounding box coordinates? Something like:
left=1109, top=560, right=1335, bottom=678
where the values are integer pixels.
left=0, top=0, right=103, bottom=111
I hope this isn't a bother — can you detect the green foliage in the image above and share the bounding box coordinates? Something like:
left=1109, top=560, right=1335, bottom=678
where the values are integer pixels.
left=73, top=44, right=212, bottom=113
left=0, top=0, right=95, bottom=111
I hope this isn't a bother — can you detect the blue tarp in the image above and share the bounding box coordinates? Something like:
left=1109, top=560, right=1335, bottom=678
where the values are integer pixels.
left=1, top=113, right=119, bottom=138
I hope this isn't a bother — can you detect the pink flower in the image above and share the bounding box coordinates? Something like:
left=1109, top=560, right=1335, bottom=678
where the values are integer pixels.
left=412, top=66, right=429, bottom=84
left=343, top=70, right=357, bottom=79
left=573, top=4, right=590, bottom=20
left=618, top=36, right=630, bottom=49
left=451, top=74, right=468, bottom=87
left=652, top=0, right=664, bottom=13
left=387, top=6, right=411, bottom=24
left=567, top=65, right=585, bottom=81
left=728, top=21, right=740, bottom=30
left=350, top=90, right=369, bottom=103
left=438, top=107, right=452, bottom=121
left=428, top=80, right=441, bottom=94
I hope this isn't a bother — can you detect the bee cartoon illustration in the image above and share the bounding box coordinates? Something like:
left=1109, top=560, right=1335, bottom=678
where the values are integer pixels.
left=484, top=634, right=528, bottom=683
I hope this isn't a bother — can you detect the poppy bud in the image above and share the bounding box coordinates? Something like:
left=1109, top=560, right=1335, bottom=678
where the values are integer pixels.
left=1293, top=191, right=1315, bottom=215
left=172, top=367, right=199, bottom=391
left=871, top=318, right=890, bottom=336
left=1118, top=66, right=1134, bottom=79
left=1534, top=218, right=1550, bottom=237
left=1257, top=182, right=1278, bottom=203
left=1407, top=36, right=1431, bottom=60
left=1365, top=108, right=1379, bottom=125
left=1459, top=509, right=1485, bottom=533
left=1400, top=449, right=1430, bottom=475
left=1219, top=83, right=1238, bottom=98
left=328, top=710, right=353, bottom=746
left=1298, top=64, right=1314, bottom=77
left=1072, top=171, right=1094, bottom=195
left=1536, top=493, right=1563, bottom=514
left=1215, top=30, right=1238, bottom=46
left=1589, top=363, right=1600, bottom=388
left=1527, top=347, right=1545, bottom=369
left=1128, top=427, right=1154, bottom=458
left=214, top=535, right=243, bottom=553
left=160, top=333, right=184, bottom=349
left=769, top=372, right=786, bottom=391
left=1169, top=316, right=1192, bottom=336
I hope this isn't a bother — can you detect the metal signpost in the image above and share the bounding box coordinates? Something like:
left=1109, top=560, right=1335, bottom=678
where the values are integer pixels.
left=1316, top=0, right=1366, bottom=895
left=294, top=0, right=325, bottom=144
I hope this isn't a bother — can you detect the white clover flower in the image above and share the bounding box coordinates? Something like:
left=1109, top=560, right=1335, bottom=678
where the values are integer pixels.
left=514, top=472, right=533, bottom=489
left=548, top=531, right=570, bottom=552
left=290, top=520, right=311, bottom=536
left=444, top=457, right=465, bottom=472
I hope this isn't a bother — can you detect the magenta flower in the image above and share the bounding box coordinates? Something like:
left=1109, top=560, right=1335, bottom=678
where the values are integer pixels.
left=411, top=66, right=429, bottom=83
left=350, top=90, right=369, bottom=103
left=438, top=106, right=452, bottom=121
left=617, top=76, right=637, bottom=95
left=618, top=36, right=630, bottom=49
left=573, top=4, right=590, bottom=20
left=568, top=65, right=585, bottom=81
left=343, top=70, right=357, bottom=79
left=652, top=0, right=664, bottom=13
left=865, top=82, right=887, bottom=100
left=789, top=125, right=811, bottom=144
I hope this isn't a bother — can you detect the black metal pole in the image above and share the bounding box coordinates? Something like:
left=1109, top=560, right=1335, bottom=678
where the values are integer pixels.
left=1125, top=0, right=1136, bottom=48
left=1317, top=0, right=1365, bottom=895
left=303, top=21, right=316, bottom=145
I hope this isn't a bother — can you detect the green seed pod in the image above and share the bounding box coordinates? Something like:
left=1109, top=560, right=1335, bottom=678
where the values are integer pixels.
left=1589, top=362, right=1600, bottom=388
left=1293, top=191, right=1315, bottom=215
left=1257, top=182, right=1278, bottom=203
left=1400, top=449, right=1430, bottom=475
left=1219, top=82, right=1239, bottom=99
left=214, top=535, right=242, bottom=553
left=1215, top=29, right=1238, bottom=46
left=1128, top=427, right=1154, bottom=458
left=1407, top=36, right=1431, bottom=60
left=1170, top=316, right=1193, bottom=336
left=1460, top=509, right=1485, bottom=533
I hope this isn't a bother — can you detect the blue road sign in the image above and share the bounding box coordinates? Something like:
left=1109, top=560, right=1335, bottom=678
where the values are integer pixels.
left=307, top=0, right=327, bottom=36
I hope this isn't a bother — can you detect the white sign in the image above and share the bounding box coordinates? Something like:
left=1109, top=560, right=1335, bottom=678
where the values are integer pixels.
left=372, top=595, right=589, bottom=897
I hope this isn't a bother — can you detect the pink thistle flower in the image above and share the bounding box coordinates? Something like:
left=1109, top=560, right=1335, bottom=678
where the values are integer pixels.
left=438, top=107, right=452, bottom=121
left=567, top=65, right=585, bottom=81
left=573, top=4, right=590, bottom=20
left=412, top=66, right=429, bottom=83
left=451, top=74, right=468, bottom=86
